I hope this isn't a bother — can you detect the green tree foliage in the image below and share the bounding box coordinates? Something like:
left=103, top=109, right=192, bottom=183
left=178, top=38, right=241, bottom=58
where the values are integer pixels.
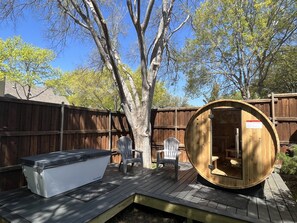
left=278, top=145, right=297, bottom=175
left=152, top=83, right=189, bottom=108
left=49, top=67, right=188, bottom=110
left=0, top=36, right=60, bottom=100
left=202, top=82, right=221, bottom=103
left=257, top=46, right=297, bottom=96
left=182, top=0, right=297, bottom=100
left=48, top=68, right=119, bottom=110
left=132, top=68, right=189, bottom=108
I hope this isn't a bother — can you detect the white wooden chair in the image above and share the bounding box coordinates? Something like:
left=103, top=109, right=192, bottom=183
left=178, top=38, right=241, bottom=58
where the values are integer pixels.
left=156, top=137, right=180, bottom=180
left=117, top=136, right=143, bottom=174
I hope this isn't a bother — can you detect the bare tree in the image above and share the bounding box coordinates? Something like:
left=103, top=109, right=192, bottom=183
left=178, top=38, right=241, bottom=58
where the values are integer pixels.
left=1, top=0, right=188, bottom=168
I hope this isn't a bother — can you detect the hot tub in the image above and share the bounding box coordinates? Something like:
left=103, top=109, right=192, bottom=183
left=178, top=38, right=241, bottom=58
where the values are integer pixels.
left=21, top=149, right=111, bottom=198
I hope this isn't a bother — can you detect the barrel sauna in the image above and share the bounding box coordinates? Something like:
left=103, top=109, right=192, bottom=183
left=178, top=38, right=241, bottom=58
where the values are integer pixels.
left=185, top=100, right=279, bottom=189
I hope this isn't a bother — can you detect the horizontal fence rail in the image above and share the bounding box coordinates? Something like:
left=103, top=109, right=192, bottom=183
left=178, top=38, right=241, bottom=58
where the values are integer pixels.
left=0, top=93, right=297, bottom=191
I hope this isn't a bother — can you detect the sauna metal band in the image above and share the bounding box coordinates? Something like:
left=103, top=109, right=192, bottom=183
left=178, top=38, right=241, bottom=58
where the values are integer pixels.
left=208, top=111, right=214, bottom=170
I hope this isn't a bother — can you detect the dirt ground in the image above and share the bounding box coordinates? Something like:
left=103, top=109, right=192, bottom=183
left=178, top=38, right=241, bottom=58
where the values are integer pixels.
left=106, top=204, right=198, bottom=223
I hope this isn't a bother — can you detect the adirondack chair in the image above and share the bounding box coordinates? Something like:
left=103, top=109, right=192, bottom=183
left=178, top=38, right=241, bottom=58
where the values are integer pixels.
left=156, top=137, right=180, bottom=180
left=117, top=136, right=143, bottom=174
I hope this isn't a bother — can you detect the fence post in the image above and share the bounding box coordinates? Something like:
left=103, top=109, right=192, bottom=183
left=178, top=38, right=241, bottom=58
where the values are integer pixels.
left=271, top=92, right=276, bottom=125
left=60, top=102, right=65, bottom=151
left=175, top=107, right=178, bottom=138
left=108, top=110, right=112, bottom=151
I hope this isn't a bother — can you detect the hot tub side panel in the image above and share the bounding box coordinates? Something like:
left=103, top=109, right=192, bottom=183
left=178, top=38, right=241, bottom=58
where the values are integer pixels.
left=22, top=150, right=110, bottom=198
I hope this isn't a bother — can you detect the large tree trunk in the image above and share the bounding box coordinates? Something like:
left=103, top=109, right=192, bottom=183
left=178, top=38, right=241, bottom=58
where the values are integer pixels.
left=133, top=128, right=152, bottom=168
left=124, top=97, right=153, bottom=168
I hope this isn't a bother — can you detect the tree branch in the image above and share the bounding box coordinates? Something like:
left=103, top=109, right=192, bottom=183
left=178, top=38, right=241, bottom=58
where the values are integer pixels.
left=29, top=86, right=50, bottom=100
left=57, top=0, right=89, bottom=30
left=141, top=0, right=155, bottom=32
left=127, top=0, right=149, bottom=93
left=127, top=0, right=137, bottom=25
left=88, top=0, right=139, bottom=112
left=168, top=14, right=190, bottom=40
left=149, top=0, right=174, bottom=66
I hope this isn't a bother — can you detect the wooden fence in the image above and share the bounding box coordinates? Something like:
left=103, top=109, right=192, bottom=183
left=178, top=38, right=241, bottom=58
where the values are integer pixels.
left=151, top=107, right=198, bottom=163
left=247, top=93, right=297, bottom=144
left=1, top=93, right=297, bottom=191
left=0, top=97, right=129, bottom=191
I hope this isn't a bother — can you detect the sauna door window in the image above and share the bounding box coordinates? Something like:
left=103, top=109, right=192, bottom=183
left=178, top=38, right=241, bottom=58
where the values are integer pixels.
left=210, top=107, right=243, bottom=179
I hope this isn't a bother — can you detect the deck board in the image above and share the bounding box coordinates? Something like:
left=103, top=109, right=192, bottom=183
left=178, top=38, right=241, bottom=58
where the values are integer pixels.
left=0, top=163, right=296, bottom=223
left=267, top=173, right=295, bottom=222
left=247, top=196, right=258, bottom=219
left=272, top=173, right=297, bottom=222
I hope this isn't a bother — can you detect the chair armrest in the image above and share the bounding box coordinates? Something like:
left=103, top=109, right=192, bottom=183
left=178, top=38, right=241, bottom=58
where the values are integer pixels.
left=132, top=149, right=143, bottom=154
left=132, top=149, right=143, bottom=160
left=175, top=151, right=181, bottom=160
left=156, top=150, right=164, bottom=162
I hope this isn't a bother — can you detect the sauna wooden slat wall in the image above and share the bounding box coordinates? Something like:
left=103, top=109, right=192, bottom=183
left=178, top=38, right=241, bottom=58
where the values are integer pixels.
left=185, top=100, right=279, bottom=189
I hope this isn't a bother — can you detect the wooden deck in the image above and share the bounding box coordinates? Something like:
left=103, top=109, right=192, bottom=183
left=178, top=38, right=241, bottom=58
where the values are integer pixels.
left=0, top=163, right=296, bottom=223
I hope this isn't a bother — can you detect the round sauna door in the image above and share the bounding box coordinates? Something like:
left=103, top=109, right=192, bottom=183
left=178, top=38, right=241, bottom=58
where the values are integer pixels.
left=185, top=100, right=279, bottom=189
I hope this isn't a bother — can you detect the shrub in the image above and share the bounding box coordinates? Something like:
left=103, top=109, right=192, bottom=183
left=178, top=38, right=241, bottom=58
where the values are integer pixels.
left=278, top=145, right=297, bottom=175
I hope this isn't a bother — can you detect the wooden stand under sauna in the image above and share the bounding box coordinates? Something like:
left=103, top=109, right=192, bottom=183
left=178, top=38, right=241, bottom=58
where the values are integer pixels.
left=185, top=100, right=279, bottom=189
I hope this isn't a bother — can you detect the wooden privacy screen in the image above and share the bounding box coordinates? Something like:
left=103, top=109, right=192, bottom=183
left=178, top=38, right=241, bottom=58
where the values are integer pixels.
left=185, top=100, right=280, bottom=189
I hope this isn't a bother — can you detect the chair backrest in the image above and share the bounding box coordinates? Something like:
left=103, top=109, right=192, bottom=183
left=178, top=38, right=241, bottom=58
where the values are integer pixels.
left=117, top=136, right=133, bottom=159
left=164, top=137, right=179, bottom=159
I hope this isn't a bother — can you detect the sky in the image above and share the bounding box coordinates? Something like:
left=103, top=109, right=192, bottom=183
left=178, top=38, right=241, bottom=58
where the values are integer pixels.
left=0, top=12, right=92, bottom=71
left=0, top=8, right=204, bottom=107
